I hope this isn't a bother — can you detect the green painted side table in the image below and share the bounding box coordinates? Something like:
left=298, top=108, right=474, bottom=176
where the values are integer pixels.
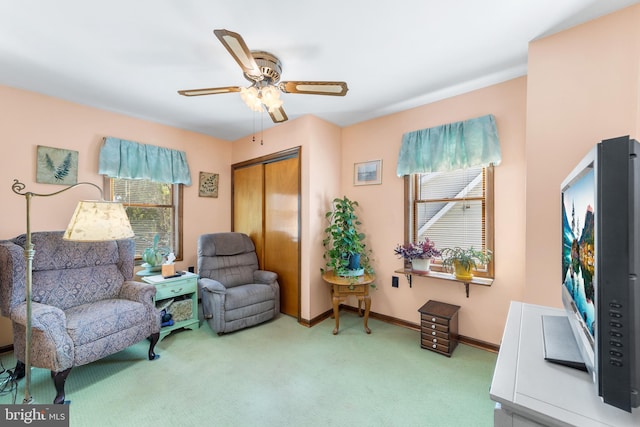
left=142, top=272, right=200, bottom=341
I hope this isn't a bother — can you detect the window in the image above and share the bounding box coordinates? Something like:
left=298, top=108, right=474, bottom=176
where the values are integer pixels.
left=406, top=166, right=494, bottom=277
left=105, top=178, right=183, bottom=261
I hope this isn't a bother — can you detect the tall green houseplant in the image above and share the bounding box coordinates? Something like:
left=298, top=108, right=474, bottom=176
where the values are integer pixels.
left=322, top=196, right=373, bottom=276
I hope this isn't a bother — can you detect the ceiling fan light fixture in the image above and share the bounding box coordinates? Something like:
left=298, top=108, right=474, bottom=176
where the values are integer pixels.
left=260, top=85, right=283, bottom=111
left=240, top=86, right=263, bottom=112
left=239, top=84, right=283, bottom=113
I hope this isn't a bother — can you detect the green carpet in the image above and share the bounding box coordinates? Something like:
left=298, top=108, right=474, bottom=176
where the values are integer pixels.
left=0, top=312, right=497, bottom=427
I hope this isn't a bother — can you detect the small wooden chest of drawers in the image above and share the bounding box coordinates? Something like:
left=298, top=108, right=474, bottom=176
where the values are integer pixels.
left=418, top=300, right=460, bottom=357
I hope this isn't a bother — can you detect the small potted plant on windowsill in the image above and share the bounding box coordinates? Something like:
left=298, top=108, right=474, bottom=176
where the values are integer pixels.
left=394, top=238, right=441, bottom=273
left=441, top=246, right=492, bottom=281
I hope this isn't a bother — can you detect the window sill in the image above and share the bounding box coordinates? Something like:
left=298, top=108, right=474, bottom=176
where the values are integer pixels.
left=394, top=268, right=494, bottom=297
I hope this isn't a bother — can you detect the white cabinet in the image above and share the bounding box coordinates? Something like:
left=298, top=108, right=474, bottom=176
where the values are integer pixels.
left=490, top=302, right=640, bottom=426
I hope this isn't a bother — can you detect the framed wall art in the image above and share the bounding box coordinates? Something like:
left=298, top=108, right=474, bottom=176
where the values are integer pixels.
left=354, top=160, right=382, bottom=186
left=199, top=172, right=219, bottom=198
left=36, top=145, right=78, bottom=185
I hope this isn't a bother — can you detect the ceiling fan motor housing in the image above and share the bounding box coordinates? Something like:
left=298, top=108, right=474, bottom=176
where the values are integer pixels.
left=244, top=51, right=282, bottom=84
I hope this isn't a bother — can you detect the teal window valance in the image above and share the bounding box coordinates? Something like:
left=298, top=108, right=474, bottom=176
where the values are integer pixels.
left=99, top=137, right=192, bottom=185
left=396, top=114, right=501, bottom=176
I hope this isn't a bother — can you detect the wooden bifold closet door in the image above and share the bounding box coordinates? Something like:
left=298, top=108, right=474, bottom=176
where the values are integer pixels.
left=232, top=148, right=300, bottom=318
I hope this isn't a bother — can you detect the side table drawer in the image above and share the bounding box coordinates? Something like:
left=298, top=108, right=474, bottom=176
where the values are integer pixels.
left=155, top=278, right=196, bottom=300
left=334, top=284, right=367, bottom=295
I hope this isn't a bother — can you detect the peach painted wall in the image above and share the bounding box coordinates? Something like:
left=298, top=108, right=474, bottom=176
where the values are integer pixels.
left=0, top=85, right=231, bottom=346
left=524, top=5, right=640, bottom=307
left=231, top=115, right=342, bottom=321
left=341, top=77, right=527, bottom=345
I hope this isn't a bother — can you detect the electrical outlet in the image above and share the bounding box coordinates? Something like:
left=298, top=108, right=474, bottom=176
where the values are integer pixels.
left=392, top=276, right=399, bottom=288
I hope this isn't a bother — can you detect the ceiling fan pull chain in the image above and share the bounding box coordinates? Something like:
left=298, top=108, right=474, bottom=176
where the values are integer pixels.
left=260, top=110, right=264, bottom=145
left=251, top=109, right=256, bottom=143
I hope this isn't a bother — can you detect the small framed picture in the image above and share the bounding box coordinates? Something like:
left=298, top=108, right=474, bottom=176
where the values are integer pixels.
left=199, top=172, right=219, bottom=198
left=36, top=145, right=78, bottom=185
left=354, top=160, right=382, bottom=186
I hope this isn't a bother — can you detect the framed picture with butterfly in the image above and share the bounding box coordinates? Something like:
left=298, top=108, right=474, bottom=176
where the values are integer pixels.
left=36, top=145, right=79, bottom=185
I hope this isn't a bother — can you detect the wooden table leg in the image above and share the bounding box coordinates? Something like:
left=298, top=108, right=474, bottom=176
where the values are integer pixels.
left=332, top=295, right=341, bottom=335
left=363, top=295, right=371, bottom=334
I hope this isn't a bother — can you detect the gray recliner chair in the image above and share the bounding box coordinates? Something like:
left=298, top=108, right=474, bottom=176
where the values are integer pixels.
left=197, top=232, right=279, bottom=335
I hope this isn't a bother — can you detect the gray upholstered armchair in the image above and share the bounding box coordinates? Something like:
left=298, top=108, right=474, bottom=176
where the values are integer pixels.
left=0, top=231, right=161, bottom=404
left=197, top=232, right=279, bottom=335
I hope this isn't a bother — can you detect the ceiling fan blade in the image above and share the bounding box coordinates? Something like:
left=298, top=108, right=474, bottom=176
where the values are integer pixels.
left=213, top=29, right=262, bottom=79
left=279, top=81, right=348, bottom=96
left=268, top=106, right=288, bottom=123
left=177, top=86, right=242, bottom=97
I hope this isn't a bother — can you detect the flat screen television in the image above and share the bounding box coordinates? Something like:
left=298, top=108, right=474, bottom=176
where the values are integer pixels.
left=555, top=135, right=640, bottom=412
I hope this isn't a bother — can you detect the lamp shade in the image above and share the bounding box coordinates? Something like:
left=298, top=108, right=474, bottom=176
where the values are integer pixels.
left=63, top=200, right=134, bottom=241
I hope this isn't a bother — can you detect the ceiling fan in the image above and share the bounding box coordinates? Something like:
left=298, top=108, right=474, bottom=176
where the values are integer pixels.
left=178, top=29, right=349, bottom=123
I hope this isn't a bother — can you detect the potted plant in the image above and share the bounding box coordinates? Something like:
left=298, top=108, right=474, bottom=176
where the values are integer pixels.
left=394, top=238, right=441, bottom=272
left=142, top=234, right=168, bottom=272
left=441, top=246, right=492, bottom=280
left=322, top=196, right=373, bottom=277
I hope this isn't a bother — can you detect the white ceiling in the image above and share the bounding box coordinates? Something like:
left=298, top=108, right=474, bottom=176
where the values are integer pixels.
left=1, top=0, right=638, bottom=141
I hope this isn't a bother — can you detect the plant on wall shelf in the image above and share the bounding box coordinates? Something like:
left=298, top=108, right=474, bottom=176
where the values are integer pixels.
left=395, top=238, right=441, bottom=273
left=394, top=239, right=441, bottom=260
left=322, top=196, right=374, bottom=277
left=441, top=246, right=492, bottom=280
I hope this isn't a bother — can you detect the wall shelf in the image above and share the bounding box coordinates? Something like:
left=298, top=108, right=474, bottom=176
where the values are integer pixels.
left=394, top=268, right=493, bottom=297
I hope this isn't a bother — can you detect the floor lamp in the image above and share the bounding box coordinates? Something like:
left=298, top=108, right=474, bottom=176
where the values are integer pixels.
left=11, top=179, right=134, bottom=404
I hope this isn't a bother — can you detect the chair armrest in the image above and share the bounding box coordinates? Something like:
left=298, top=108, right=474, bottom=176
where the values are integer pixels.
left=254, top=270, right=278, bottom=285
left=198, top=277, right=226, bottom=294
left=12, top=301, right=74, bottom=372
left=11, top=301, right=67, bottom=331
left=119, top=280, right=156, bottom=305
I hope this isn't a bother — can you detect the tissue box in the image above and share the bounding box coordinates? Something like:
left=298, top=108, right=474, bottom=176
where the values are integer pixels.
left=161, top=264, right=175, bottom=277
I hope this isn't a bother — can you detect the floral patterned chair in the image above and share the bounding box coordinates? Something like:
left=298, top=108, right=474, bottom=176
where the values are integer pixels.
left=0, top=231, right=160, bottom=404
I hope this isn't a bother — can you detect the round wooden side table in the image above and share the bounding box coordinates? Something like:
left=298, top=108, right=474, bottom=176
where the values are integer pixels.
left=321, top=271, right=375, bottom=335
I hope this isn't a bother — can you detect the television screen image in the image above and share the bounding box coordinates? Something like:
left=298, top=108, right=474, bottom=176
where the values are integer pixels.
left=561, top=168, right=595, bottom=337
